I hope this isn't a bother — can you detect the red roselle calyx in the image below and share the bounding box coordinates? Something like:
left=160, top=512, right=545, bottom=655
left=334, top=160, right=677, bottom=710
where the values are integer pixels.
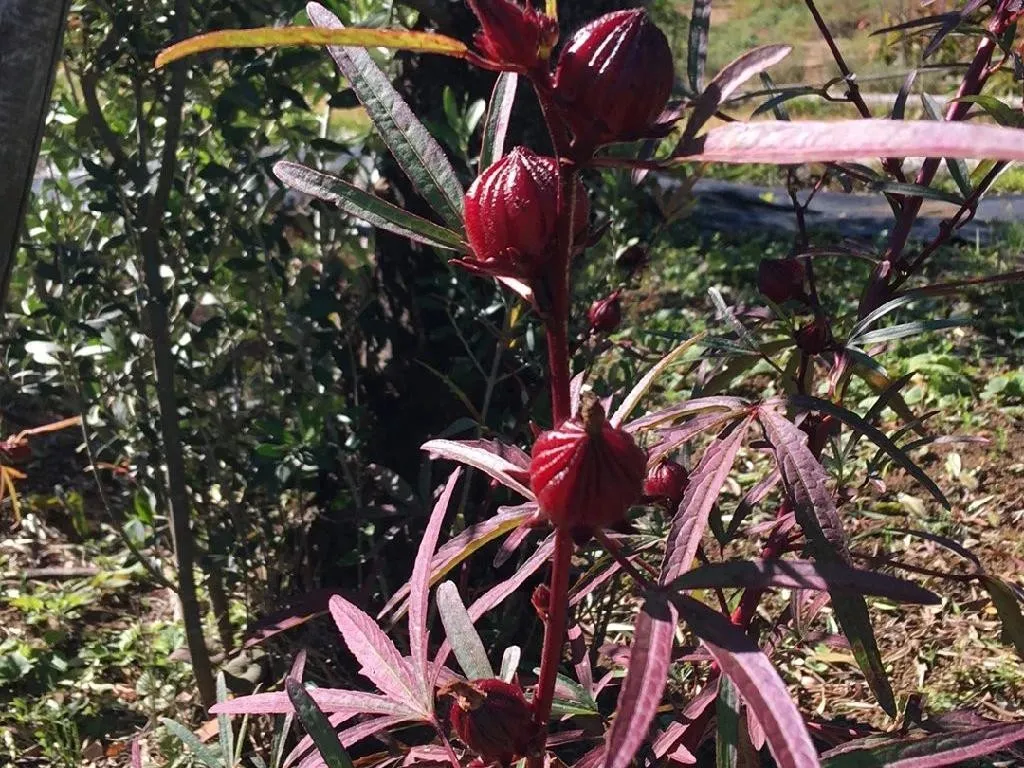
left=758, top=258, right=807, bottom=305
left=463, top=147, right=589, bottom=279
left=553, top=9, right=675, bottom=147
left=796, top=316, right=832, bottom=355
left=531, top=583, right=551, bottom=620
left=587, top=290, right=622, bottom=334
left=529, top=395, right=647, bottom=537
left=442, top=679, right=536, bottom=765
left=643, top=458, right=689, bottom=510
left=467, top=0, right=558, bottom=73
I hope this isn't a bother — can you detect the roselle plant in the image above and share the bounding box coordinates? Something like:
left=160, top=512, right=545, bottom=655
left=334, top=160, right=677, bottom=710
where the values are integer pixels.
left=160, top=0, right=1024, bottom=766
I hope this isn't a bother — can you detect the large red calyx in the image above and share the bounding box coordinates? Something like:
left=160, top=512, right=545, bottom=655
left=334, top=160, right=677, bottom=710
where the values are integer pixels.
left=643, top=458, right=689, bottom=510
left=758, top=258, right=807, bottom=305
left=467, top=0, right=558, bottom=73
left=463, top=147, right=590, bottom=280
left=529, top=397, right=647, bottom=536
left=443, top=679, right=536, bottom=765
left=553, top=9, right=675, bottom=147
left=587, top=290, right=622, bottom=334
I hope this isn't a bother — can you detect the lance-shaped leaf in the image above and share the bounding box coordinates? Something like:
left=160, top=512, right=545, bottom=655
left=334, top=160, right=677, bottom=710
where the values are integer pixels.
left=981, top=576, right=1024, bottom=661
left=159, top=718, right=222, bottom=768
left=480, top=72, right=518, bottom=170
left=409, top=470, right=462, bottom=693
left=717, top=677, right=741, bottom=768
left=421, top=438, right=533, bottom=499
left=677, top=120, right=1024, bottom=164
left=211, top=687, right=410, bottom=717
left=726, top=468, right=781, bottom=540
left=647, top=410, right=748, bottom=467
left=626, top=396, right=749, bottom=433
left=603, top=593, right=679, bottom=768
left=760, top=408, right=896, bottom=716
left=156, top=25, right=469, bottom=69
left=380, top=503, right=537, bottom=620
left=436, top=581, right=494, bottom=680
left=285, top=679, right=357, bottom=768
left=611, top=333, right=705, bottom=427
left=820, top=722, right=1024, bottom=767
left=307, top=3, right=465, bottom=228
left=787, top=395, right=948, bottom=507
left=686, top=0, right=712, bottom=94
left=329, top=595, right=431, bottom=715
left=668, top=559, right=939, bottom=604
left=284, top=713, right=412, bottom=768
left=682, top=45, right=792, bottom=143
left=273, top=162, right=466, bottom=251
left=673, top=595, right=820, bottom=768
left=660, top=417, right=753, bottom=584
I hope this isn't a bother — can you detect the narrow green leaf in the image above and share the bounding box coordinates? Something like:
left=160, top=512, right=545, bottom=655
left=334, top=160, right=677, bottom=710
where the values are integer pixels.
left=216, top=672, right=234, bottom=767
left=436, top=581, right=495, bottom=680
left=848, top=294, right=920, bottom=341
left=285, top=679, right=357, bottom=768
left=717, top=677, right=741, bottom=768
left=981, top=576, right=1024, bottom=661
left=160, top=718, right=223, bottom=768
left=952, top=94, right=1024, bottom=127
left=854, top=317, right=970, bottom=346
left=832, top=593, right=897, bottom=717
left=156, top=26, right=468, bottom=68
left=307, top=3, right=466, bottom=228
left=867, top=180, right=965, bottom=206
left=480, top=72, right=518, bottom=170
left=920, top=94, right=971, bottom=197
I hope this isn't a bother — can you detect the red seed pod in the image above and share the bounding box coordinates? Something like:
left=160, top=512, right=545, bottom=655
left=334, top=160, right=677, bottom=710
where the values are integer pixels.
left=464, top=147, right=590, bottom=277
left=531, top=584, right=551, bottom=620
left=643, top=459, right=689, bottom=509
left=553, top=9, right=675, bottom=147
left=443, top=679, right=536, bottom=765
left=757, top=258, right=806, bottom=305
left=467, top=0, right=559, bottom=73
left=529, top=395, right=647, bottom=535
left=796, top=317, right=832, bottom=355
left=587, top=290, right=622, bottom=334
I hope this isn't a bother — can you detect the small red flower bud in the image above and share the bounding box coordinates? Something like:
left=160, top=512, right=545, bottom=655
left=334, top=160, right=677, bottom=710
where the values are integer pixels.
left=463, top=147, right=590, bottom=278
left=757, top=258, right=806, bottom=305
left=443, top=679, right=536, bottom=764
left=531, top=584, right=550, bottom=620
left=587, top=291, right=622, bottom=334
left=615, top=244, right=648, bottom=273
left=529, top=395, right=647, bottom=535
left=553, top=9, right=675, bottom=147
left=796, top=317, right=832, bottom=355
left=467, top=0, right=558, bottom=72
left=643, top=459, right=688, bottom=509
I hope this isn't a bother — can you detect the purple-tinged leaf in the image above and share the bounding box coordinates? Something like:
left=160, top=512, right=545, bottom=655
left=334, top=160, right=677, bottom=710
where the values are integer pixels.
left=717, top=676, right=741, bottom=768
left=435, top=581, right=494, bottom=680
left=626, top=396, right=749, bottom=433
left=980, top=576, right=1024, bottom=660
left=568, top=625, right=595, bottom=696
left=434, top=535, right=555, bottom=672
left=480, top=72, right=518, bottom=170
left=871, top=12, right=958, bottom=37
left=379, top=503, right=537, bottom=620
left=329, top=595, right=430, bottom=716
left=409, top=469, right=461, bottom=693
left=286, top=714, right=413, bottom=768
left=602, top=594, right=679, bottom=768
left=672, top=595, right=820, bottom=768
left=493, top=523, right=532, bottom=568
left=610, top=334, right=706, bottom=427
left=760, top=408, right=896, bottom=716
left=667, top=558, right=939, bottom=604
left=682, top=45, right=792, bottom=143
left=574, top=744, right=607, bottom=768
left=273, top=163, right=467, bottom=252
left=652, top=679, right=718, bottom=762
left=679, top=120, right=1024, bottom=164
left=647, top=410, right=750, bottom=467
left=211, top=688, right=409, bottom=717
left=820, top=723, right=1024, bottom=767
left=306, top=3, right=464, bottom=228
left=660, top=417, right=754, bottom=584
left=725, top=468, right=781, bottom=540
left=421, top=438, right=532, bottom=498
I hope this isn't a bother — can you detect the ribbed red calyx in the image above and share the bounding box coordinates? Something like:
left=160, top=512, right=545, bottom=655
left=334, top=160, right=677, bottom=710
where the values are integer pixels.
left=463, top=147, right=590, bottom=278
left=758, top=258, right=807, bottom=304
left=643, top=458, right=689, bottom=510
left=529, top=396, right=647, bottom=536
left=796, top=316, right=832, bottom=355
left=466, top=0, right=558, bottom=72
left=553, top=9, right=675, bottom=147
left=443, top=679, right=536, bottom=765
left=587, top=290, right=622, bottom=334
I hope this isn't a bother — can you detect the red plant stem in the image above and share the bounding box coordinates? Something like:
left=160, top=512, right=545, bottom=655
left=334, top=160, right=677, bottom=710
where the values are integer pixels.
left=730, top=498, right=794, bottom=629
left=594, top=530, right=656, bottom=590
left=544, top=164, right=579, bottom=424
left=530, top=527, right=573, bottom=746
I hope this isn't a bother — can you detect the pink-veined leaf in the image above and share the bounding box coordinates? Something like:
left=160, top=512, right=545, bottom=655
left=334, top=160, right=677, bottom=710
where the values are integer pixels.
left=409, top=469, right=461, bottom=694
left=421, top=438, right=533, bottom=498
left=493, top=523, right=533, bottom=567
left=155, top=25, right=468, bottom=69
left=286, top=715, right=412, bottom=768
left=211, top=687, right=410, bottom=717
left=667, top=558, right=939, bottom=604
left=725, top=467, right=781, bottom=540
left=672, top=594, right=821, bottom=768
left=379, top=503, right=537, bottom=620
left=625, top=396, right=749, bottom=433
left=652, top=678, right=718, bottom=762
left=328, top=595, right=431, bottom=716
left=660, top=417, right=754, bottom=584
left=759, top=408, right=896, bottom=716
left=646, top=410, right=748, bottom=467
left=610, top=333, right=706, bottom=427
left=676, top=120, right=1024, bottom=165
left=820, top=722, right=1024, bottom=767
left=480, top=72, right=518, bottom=170
left=602, top=594, right=679, bottom=768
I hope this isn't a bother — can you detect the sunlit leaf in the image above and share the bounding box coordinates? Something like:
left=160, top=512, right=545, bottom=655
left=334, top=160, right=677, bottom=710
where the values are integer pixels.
left=821, top=723, right=1024, bottom=767
left=981, top=576, right=1024, bottom=661
left=436, top=581, right=494, bottom=680
left=480, top=72, right=518, bottom=170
